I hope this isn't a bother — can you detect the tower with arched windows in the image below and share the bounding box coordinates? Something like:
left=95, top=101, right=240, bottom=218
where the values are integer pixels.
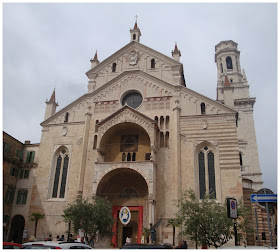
left=11, top=25, right=263, bottom=248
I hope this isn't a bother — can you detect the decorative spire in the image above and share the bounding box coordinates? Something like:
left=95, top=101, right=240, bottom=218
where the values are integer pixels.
left=49, top=89, right=56, bottom=102
left=172, top=42, right=181, bottom=61
left=224, top=74, right=230, bottom=87
left=130, top=16, right=141, bottom=42
left=242, top=69, right=247, bottom=81
left=90, top=50, right=99, bottom=69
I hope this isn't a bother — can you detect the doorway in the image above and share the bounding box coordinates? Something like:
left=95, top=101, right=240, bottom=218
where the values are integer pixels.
left=122, top=227, right=132, bottom=245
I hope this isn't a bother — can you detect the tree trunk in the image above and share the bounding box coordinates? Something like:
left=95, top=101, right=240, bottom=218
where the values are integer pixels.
left=34, top=220, right=38, bottom=237
left=173, top=226, right=175, bottom=246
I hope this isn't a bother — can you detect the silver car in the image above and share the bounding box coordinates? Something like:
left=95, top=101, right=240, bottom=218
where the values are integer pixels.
left=22, top=241, right=93, bottom=249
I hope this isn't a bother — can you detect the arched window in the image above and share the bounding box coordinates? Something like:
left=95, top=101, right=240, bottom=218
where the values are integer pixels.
left=132, top=152, right=136, bottom=161
left=93, top=135, right=97, bottom=149
left=165, top=131, right=169, bottom=148
left=220, top=63, right=223, bottom=73
left=226, top=56, right=233, bottom=69
left=239, top=152, right=243, bottom=166
left=127, top=153, right=131, bottom=161
left=133, top=34, right=136, bottom=40
left=52, top=148, right=69, bottom=198
left=122, top=153, right=126, bottom=162
left=198, top=147, right=216, bottom=199
left=160, top=132, right=164, bottom=148
left=160, top=116, right=164, bottom=129
left=201, top=103, right=206, bottom=115
left=112, top=62, right=117, bottom=72
left=151, top=59, right=155, bottom=68
left=165, top=116, right=169, bottom=129
left=155, top=116, right=158, bottom=127
left=64, top=112, right=69, bottom=123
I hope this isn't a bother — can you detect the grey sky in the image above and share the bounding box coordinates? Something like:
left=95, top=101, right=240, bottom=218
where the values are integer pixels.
left=3, top=3, right=277, bottom=193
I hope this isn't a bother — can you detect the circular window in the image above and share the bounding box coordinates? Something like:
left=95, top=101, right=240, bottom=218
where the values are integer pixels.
left=122, top=92, right=143, bottom=109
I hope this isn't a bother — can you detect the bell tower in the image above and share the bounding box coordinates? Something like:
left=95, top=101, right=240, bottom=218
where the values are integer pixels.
left=215, top=40, right=263, bottom=191
left=130, top=20, right=141, bottom=42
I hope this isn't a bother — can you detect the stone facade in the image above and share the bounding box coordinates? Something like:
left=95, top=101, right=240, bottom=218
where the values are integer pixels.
left=6, top=23, right=263, bottom=247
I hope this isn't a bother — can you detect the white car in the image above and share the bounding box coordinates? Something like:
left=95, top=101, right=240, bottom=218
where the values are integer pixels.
left=22, top=241, right=93, bottom=249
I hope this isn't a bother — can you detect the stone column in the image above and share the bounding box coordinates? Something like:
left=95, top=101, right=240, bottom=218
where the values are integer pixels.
left=149, top=199, right=155, bottom=225
left=77, top=109, right=92, bottom=197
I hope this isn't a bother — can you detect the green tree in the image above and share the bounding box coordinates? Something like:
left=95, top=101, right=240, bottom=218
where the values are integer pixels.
left=62, top=196, right=114, bottom=244
left=166, top=218, right=180, bottom=246
left=29, top=212, right=45, bottom=238
left=175, top=189, right=252, bottom=248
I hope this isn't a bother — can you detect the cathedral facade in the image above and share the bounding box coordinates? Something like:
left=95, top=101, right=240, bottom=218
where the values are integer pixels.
left=8, top=22, right=262, bottom=247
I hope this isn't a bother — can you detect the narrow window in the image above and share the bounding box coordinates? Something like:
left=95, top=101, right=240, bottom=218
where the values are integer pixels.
left=151, top=59, right=155, bottom=68
left=132, top=152, right=136, bottom=161
left=160, top=132, right=164, bottom=148
left=165, top=131, right=169, bottom=148
left=133, top=34, right=136, bottom=40
left=220, top=63, right=223, bottom=73
left=155, top=116, right=158, bottom=127
left=51, top=148, right=69, bottom=199
left=236, top=61, right=239, bottom=72
left=201, top=103, right=206, bottom=115
left=165, top=116, right=169, bottom=129
left=93, top=135, right=97, bottom=149
left=52, top=155, right=62, bottom=198
left=208, top=152, right=216, bottom=199
left=226, top=56, right=233, bottom=69
left=160, top=116, right=164, bottom=129
left=122, top=153, right=126, bottom=161
left=127, top=153, right=131, bottom=161
left=59, top=155, right=69, bottom=198
left=112, top=62, right=117, bottom=72
left=95, top=120, right=99, bottom=125
left=198, top=152, right=206, bottom=199
left=239, top=152, right=243, bottom=166
left=24, top=169, right=30, bottom=179
left=64, top=112, right=69, bottom=123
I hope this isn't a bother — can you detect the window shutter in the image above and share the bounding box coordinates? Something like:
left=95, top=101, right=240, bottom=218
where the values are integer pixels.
left=16, top=191, right=21, bottom=204
left=26, top=152, right=31, bottom=163
left=19, top=169, right=24, bottom=179
left=30, top=151, right=35, bottom=163
left=24, top=169, right=30, bottom=179
left=15, top=169, right=19, bottom=178
left=19, top=150, right=23, bottom=160
left=22, top=191, right=28, bottom=204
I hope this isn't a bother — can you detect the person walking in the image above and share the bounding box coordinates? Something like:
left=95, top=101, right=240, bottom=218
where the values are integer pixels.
left=58, top=235, right=65, bottom=241
left=67, top=234, right=75, bottom=242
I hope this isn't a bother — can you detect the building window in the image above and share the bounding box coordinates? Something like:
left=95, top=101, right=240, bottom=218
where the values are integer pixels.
left=239, top=152, right=243, bottom=166
left=64, top=112, right=69, bottom=123
left=226, top=56, right=233, bottom=69
left=145, top=153, right=151, bottom=160
left=16, top=190, right=28, bottom=205
left=122, top=92, right=143, bottom=109
left=165, top=116, right=169, bottom=129
left=93, top=135, right=97, bottom=149
left=201, top=103, right=206, bottom=115
left=10, top=167, right=19, bottom=178
left=112, top=62, right=117, bottom=72
left=165, top=131, right=169, bottom=148
left=52, top=148, right=69, bottom=198
left=15, top=149, right=23, bottom=160
left=133, top=34, right=136, bottom=40
left=5, top=186, right=15, bottom=204
left=151, top=59, right=155, bottom=68
left=26, top=151, right=35, bottom=163
left=220, top=63, right=223, bottom=73
left=198, top=147, right=216, bottom=199
left=3, top=141, right=10, bottom=152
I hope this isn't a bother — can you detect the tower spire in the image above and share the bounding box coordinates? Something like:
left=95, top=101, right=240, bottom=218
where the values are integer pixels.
left=172, top=42, right=181, bottom=62
left=90, top=50, right=99, bottom=69
left=130, top=16, right=141, bottom=42
left=44, top=89, right=59, bottom=120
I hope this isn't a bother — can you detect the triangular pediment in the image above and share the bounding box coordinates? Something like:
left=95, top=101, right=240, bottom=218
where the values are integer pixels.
left=86, top=41, right=182, bottom=79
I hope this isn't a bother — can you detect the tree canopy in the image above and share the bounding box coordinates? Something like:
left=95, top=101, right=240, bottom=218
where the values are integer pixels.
left=62, top=196, right=114, bottom=243
left=175, top=189, right=252, bottom=248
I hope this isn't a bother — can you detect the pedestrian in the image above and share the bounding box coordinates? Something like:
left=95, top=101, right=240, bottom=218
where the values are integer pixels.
left=67, top=234, right=75, bottom=242
left=53, top=235, right=59, bottom=241
left=90, top=240, right=94, bottom=248
left=181, top=241, right=188, bottom=249
left=58, top=235, right=65, bottom=241
left=47, top=234, right=52, bottom=241
left=175, top=241, right=182, bottom=249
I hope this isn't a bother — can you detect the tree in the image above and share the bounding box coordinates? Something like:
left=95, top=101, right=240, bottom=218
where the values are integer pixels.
left=29, top=212, right=45, bottom=238
left=175, top=189, right=252, bottom=248
left=166, top=218, right=180, bottom=246
left=62, top=196, right=114, bottom=244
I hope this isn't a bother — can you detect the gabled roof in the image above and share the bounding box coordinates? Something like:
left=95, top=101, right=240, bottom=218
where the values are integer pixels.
left=96, top=105, right=157, bottom=130
left=41, top=69, right=237, bottom=126
left=86, top=41, right=182, bottom=78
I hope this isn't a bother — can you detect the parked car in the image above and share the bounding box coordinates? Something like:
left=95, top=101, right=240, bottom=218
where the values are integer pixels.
left=21, top=241, right=93, bottom=249
left=3, top=242, right=22, bottom=249
left=120, top=242, right=172, bottom=249
left=218, top=245, right=275, bottom=249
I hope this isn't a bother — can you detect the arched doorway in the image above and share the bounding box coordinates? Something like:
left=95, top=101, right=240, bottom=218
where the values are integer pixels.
left=96, top=168, right=149, bottom=247
left=8, top=215, right=25, bottom=243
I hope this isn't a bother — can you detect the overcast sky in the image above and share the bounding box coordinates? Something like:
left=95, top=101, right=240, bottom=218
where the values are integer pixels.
left=3, top=3, right=277, bottom=193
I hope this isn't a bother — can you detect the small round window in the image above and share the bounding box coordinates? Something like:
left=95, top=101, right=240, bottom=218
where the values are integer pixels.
left=122, top=92, right=143, bottom=109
